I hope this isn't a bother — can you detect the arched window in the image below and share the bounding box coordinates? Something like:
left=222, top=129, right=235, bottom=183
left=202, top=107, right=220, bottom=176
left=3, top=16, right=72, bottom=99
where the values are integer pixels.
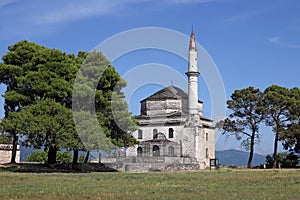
left=206, top=132, right=208, bottom=141
left=153, top=129, right=158, bottom=139
left=138, top=129, right=143, bottom=139
left=168, top=146, right=175, bottom=156
left=206, top=148, right=209, bottom=159
left=137, top=147, right=143, bottom=157
left=153, top=145, right=160, bottom=157
left=168, top=128, right=174, bottom=138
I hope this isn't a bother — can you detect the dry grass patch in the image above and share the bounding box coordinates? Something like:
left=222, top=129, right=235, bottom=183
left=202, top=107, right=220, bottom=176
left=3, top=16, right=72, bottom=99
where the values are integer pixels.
left=0, top=167, right=299, bottom=200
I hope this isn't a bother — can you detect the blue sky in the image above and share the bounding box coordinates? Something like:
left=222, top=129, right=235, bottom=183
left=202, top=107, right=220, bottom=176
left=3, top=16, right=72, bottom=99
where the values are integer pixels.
left=0, top=0, right=299, bottom=155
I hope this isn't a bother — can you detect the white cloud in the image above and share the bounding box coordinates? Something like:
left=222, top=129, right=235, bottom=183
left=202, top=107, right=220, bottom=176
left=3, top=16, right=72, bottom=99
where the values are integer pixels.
left=34, top=0, right=124, bottom=24
left=10, top=0, right=224, bottom=25
left=268, top=36, right=281, bottom=44
left=224, top=9, right=265, bottom=23
left=268, top=36, right=300, bottom=49
left=223, top=3, right=281, bottom=24
left=1, top=0, right=145, bottom=26
left=0, top=0, right=14, bottom=8
left=0, top=0, right=226, bottom=37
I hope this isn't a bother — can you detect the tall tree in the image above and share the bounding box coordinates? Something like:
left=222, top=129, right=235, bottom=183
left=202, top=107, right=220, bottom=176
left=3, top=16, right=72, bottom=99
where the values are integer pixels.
left=73, top=51, right=138, bottom=156
left=263, top=85, right=295, bottom=168
left=0, top=40, right=80, bottom=164
left=217, top=87, right=266, bottom=168
left=0, top=41, right=37, bottom=163
left=281, top=87, right=300, bottom=154
left=17, top=99, right=77, bottom=164
left=1, top=41, right=137, bottom=164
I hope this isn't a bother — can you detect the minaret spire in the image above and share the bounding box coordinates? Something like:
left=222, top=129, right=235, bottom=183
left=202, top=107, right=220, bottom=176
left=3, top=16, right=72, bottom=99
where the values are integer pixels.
left=186, top=28, right=200, bottom=125
left=189, top=27, right=197, bottom=51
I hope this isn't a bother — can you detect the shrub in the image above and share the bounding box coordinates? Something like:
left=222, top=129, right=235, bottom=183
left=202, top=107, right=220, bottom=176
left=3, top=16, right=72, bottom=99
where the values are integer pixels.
left=25, top=150, right=47, bottom=162
left=25, top=150, right=72, bottom=163
left=56, top=151, right=72, bottom=163
left=265, top=152, right=299, bottom=168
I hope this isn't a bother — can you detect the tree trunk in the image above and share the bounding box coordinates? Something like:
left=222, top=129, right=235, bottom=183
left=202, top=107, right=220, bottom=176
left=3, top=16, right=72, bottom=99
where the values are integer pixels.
left=72, top=149, right=79, bottom=169
left=84, top=151, right=90, bottom=163
left=247, top=131, right=256, bottom=168
left=10, top=133, right=18, bottom=164
left=47, top=146, right=57, bottom=165
left=272, top=131, right=279, bottom=168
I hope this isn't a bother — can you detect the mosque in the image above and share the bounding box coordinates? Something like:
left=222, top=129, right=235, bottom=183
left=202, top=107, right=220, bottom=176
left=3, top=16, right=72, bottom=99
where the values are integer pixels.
left=125, top=30, right=215, bottom=170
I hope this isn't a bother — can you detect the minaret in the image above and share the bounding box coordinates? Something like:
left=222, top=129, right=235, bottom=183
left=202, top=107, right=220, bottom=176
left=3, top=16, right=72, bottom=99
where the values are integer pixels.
left=186, top=29, right=200, bottom=125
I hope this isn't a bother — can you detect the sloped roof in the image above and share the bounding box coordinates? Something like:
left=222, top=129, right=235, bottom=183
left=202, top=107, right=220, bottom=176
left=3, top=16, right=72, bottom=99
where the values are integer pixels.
left=141, top=85, right=188, bottom=102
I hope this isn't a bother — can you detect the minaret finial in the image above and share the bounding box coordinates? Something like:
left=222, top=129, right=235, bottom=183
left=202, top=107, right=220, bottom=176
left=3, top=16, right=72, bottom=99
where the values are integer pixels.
left=189, top=27, right=196, bottom=51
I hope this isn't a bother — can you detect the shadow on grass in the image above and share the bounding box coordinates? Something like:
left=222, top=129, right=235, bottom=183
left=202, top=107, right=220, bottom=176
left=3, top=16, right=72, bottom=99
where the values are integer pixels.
left=0, top=163, right=118, bottom=173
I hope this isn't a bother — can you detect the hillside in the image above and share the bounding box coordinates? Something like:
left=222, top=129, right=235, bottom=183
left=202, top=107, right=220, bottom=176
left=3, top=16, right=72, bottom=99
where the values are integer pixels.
left=20, top=146, right=95, bottom=162
left=216, top=149, right=266, bottom=167
left=21, top=146, right=266, bottom=166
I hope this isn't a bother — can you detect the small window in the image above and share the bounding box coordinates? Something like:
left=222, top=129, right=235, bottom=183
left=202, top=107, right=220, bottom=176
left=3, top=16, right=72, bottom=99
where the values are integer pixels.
left=206, top=148, right=209, bottom=159
left=206, top=132, right=208, bottom=141
left=168, top=146, right=175, bottom=156
left=138, top=129, right=143, bottom=139
left=137, top=147, right=143, bottom=157
left=169, top=128, right=174, bottom=138
left=153, top=129, right=158, bottom=139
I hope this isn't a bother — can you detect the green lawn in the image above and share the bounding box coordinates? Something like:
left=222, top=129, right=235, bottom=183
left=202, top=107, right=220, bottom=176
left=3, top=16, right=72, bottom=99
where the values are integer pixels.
left=0, top=167, right=299, bottom=200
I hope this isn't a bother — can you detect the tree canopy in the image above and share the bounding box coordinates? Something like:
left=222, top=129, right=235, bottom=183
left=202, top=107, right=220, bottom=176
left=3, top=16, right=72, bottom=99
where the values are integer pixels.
left=0, top=40, right=137, bottom=165
left=218, top=85, right=300, bottom=168
left=264, top=85, right=300, bottom=168
left=217, top=86, right=266, bottom=168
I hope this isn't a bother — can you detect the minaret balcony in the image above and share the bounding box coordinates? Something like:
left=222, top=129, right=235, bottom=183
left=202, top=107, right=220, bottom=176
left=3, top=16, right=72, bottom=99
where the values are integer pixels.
left=185, top=71, right=200, bottom=77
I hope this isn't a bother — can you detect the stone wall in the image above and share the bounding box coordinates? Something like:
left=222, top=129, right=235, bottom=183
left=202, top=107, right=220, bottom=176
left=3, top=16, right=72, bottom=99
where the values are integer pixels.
left=143, top=99, right=182, bottom=116
left=101, top=156, right=206, bottom=172
left=0, top=144, right=20, bottom=163
left=127, top=123, right=185, bottom=157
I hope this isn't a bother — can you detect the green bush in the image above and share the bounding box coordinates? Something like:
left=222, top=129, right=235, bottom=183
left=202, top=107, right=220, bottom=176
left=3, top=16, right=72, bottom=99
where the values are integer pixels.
left=78, top=155, right=85, bottom=163
left=25, top=150, right=47, bottom=162
left=56, top=151, right=72, bottom=163
left=265, top=152, right=299, bottom=168
left=25, top=150, right=72, bottom=163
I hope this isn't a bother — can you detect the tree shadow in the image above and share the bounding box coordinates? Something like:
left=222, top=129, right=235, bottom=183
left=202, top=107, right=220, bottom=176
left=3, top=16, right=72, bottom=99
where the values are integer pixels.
left=0, top=163, right=118, bottom=173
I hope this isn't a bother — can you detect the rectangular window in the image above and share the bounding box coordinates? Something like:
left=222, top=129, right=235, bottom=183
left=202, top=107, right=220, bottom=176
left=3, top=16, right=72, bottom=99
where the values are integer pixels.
left=138, top=130, right=143, bottom=139
left=206, top=148, right=209, bottom=159
left=169, top=128, right=174, bottom=138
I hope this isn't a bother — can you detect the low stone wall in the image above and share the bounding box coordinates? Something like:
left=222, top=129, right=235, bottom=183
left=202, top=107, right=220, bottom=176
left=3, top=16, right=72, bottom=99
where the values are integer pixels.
left=0, top=144, right=20, bottom=163
left=102, top=156, right=206, bottom=172
left=164, top=163, right=201, bottom=171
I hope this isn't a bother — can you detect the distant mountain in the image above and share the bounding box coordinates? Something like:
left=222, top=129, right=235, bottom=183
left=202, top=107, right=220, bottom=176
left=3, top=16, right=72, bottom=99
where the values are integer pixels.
left=20, top=145, right=96, bottom=162
left=20, top=146, right=36, bottom=162
left=21, top=146, right=266, bottom=166
left=216, top=149, right=266, bottom=167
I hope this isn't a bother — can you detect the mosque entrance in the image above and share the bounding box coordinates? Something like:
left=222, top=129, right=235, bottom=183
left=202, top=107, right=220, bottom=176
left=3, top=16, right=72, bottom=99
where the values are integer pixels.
left=153, top=145, right=160, bottom=157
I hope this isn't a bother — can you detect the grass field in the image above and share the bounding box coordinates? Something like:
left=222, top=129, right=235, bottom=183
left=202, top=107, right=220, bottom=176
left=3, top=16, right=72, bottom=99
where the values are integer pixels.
left=0, top=165, right=299, bottom=200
